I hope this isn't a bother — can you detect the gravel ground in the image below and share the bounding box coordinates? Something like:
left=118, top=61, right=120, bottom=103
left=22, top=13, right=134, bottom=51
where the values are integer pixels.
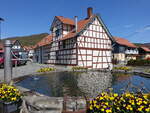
left=0, top=62, right=72, bottom=82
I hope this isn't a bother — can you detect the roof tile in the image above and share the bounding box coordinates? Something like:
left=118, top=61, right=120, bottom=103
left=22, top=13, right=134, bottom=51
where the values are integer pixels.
left=36, top=34, right=53, bottom=47
left=56, top=16, right=75, bottom=25
left=60, top=17, right=91, bottom=40
left=114, top=37, right=137, bottom=48
left=140, top=46, right=150, bottom=52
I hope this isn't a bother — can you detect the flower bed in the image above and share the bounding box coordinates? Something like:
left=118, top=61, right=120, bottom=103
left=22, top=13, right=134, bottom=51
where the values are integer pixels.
left=37, top=67, right=55, bottom=73
left=145, top=69, right=150, bottom=73
left=87, top=92, right=150, bottom=113
left=72, top=66, right=88, bottom=71
left=113, top=66, right=132, bottom=71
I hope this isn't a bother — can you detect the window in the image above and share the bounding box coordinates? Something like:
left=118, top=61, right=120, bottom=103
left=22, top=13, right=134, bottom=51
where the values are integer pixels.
left=63, top=41, right=66, bottom=48
left=48, top=54, right=50, bottom=59
left=56, top=51, right=59, bottom=60
left=55, top=29, right=60, bottom=37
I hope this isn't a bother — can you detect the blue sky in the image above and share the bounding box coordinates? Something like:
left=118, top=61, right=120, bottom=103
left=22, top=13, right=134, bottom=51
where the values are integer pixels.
left=0, top=0, right=150, bottom=43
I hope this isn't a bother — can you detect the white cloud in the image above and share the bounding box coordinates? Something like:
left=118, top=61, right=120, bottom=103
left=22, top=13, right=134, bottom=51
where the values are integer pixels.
left=125, top=24, right=150, bottom=37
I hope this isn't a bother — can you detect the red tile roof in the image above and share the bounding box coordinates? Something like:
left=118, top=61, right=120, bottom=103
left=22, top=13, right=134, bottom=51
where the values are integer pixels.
left=114, top=37, right=137, bottom=48
left=36, top=34, right=53, bottom=47
left=60, top=17, right=92, bottom=40
left=24, top=45, right=35, bottom=51
left=56, top=16, right=75, bottom=25
left=140, top=46, right=150, bottom=52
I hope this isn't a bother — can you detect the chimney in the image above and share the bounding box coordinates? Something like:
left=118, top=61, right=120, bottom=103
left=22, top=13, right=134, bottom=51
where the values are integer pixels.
left=87, top=7, right=93, bottom=18
left=74, top=16, right=78, bottom=33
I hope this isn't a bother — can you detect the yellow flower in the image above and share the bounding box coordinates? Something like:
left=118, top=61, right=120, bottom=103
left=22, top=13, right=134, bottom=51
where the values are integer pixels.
left=137, top=101, right=142, bottom=105
left=101, top=108, right=104, bottom=111
left=11, top=97, right=17, bottom=101
left=96, top=105, right=99, bottom=109
left=145, top=108, right=150, bottom=112
left=126, top=105, right=132, bottom=110
left=89, top=106, right=93, bottom=110
left=138, top=107, right=142, bottom=111
left=99, top=97, right=104, bottom=100
left=138, top=106, right=144, bottom=112
left=103, top=105, right=107, bottom=108
left=110, top=97, right=114, bottom=100
left=117, top=107, right=120, bottom=110
left=90, top=101, right=92, bottom=104
left=143, top=101, right=147, bottom=104
left=93, top=100, right=96, bottom=104
left=106, top=109, right=112, bottom=113
left=105, top=102, right=109, bottom=106
left=114, top=93, right=118, bottom=97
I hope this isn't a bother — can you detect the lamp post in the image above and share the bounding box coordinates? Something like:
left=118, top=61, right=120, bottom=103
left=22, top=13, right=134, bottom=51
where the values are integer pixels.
left=0, top=17, right=4, bottom=41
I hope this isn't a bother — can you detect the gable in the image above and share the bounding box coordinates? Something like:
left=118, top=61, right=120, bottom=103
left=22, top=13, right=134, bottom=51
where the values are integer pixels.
left=83, top=15, right=114, bottom=42
left=50, top=16, right=62, bottom=31
left=61, top=14, right=114, bottom=42
left=80, top=15, right=113, bottom=42
left=12, top=40, right=23, bottom=49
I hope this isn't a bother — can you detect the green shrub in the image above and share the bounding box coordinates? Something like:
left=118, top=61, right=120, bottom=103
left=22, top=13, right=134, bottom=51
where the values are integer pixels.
left=127, top=59, right=150, bottom=66
left=145, top=69, right=150, bottom=73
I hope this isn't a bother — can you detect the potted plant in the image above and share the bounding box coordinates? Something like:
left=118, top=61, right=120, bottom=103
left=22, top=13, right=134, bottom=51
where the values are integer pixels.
left=0, top=83, right=22, bottom=113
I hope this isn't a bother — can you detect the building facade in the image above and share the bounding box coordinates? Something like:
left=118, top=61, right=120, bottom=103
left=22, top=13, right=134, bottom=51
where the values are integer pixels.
left=113, top=37, right=139, bottom=64
left=138, top=46, right=150, bottom=59
left=34, top=35, right=52, bottom=63
left=35, top=8, right=114, bottom=69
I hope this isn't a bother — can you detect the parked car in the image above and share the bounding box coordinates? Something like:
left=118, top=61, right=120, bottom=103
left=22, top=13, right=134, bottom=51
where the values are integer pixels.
left=0, top=50, right=20, bottom=68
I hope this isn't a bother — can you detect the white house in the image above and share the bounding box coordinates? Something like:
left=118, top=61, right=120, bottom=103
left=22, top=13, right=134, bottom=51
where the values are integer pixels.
left=35, top=8, right=114, bottom=69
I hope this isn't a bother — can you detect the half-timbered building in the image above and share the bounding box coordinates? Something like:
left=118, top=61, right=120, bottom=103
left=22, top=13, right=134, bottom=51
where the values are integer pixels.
left=45, top=7, right=114, bottom=69
left=113, top=37, right=139, bottom=64
left=138, top=46, right=150, bottom=59
left=34, top=35, right=53, bottom=63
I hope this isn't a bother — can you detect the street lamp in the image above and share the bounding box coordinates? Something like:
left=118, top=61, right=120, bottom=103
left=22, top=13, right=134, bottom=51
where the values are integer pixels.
left=0, top=17, right=4, bottom=41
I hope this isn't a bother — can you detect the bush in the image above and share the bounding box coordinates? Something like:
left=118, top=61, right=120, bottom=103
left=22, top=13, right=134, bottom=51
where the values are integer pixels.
left=72, top=66, right=88, bottom=71
left=146, top=57, right=150, bottom=61
left=37, top=67, right=55, bottom=73
left=127, top=59, right=150, bottom=66
left=145, top=69, right=150, bottom=73
left=87, top=92, right=150, bottom=113
left=113, top=66, right=132, bottom=71
left=0, top=84, right=21, bottom=102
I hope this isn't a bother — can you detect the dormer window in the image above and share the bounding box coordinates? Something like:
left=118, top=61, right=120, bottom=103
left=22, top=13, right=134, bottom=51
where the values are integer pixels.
left=55, top=29, right=60, bottom=37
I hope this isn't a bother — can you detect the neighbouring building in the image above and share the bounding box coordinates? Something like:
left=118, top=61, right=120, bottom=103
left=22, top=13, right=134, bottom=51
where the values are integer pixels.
left=11, top=40, right=28, bottom=65
left=24, top=45, right=36, bottom=59
left=113, top=37, right=139, bottom=64
left=138, top=46, right=150, bottom=59
left=34, top=35, right=52, bottom=63
left=0, top=40, right=28, bottom=59
left=35, top=7, right=114, bottom=69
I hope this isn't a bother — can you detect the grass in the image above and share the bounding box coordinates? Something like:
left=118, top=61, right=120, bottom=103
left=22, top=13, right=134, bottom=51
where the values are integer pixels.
left=2, top=33, right=49, bottom=46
